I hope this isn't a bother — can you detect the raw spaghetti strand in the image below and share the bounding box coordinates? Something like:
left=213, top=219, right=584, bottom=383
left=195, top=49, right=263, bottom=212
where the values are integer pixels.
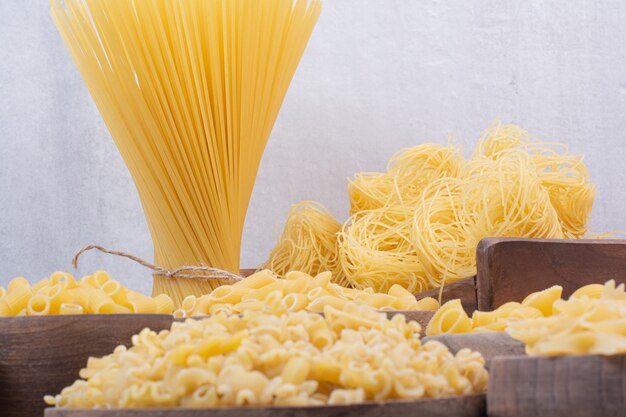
left=50, top=0, right=322, bottom=305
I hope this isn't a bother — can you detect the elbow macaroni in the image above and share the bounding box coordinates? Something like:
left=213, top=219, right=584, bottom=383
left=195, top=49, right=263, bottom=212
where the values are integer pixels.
left=0, top=271, right=174, bottom=316
left=174, top=270, right=439, bottom=318
left=45, top=302, right=487, bottom=408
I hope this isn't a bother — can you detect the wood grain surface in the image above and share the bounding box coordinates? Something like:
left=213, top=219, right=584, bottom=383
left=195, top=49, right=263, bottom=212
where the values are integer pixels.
left=424, top=332, right=525, bottom=368
left=488, top=354, right=626, bottom=417
left=475, top=237, right=626, bottom=310
left=0, top=315, right=174, bottom=417
left=45, top=394, right=486, bottom=417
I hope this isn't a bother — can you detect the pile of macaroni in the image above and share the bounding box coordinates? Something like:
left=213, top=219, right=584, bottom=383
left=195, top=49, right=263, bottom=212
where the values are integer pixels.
left=426, top=285, right=564, bottom=336
left=426, top=280, right=626, bottom=356
left=507, top=280, right=626, bottom=356
left=45, top=303, right=488, bottom=408
left=174, top=270, right=439, bottom=319
left=0, top=271, right=174, bottom=316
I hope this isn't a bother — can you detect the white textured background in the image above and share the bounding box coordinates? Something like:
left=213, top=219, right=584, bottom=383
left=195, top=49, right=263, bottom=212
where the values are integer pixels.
left=2, top=0, right=626, bottom=293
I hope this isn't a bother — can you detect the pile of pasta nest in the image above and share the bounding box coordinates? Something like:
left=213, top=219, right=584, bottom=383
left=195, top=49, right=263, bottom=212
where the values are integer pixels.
left=263, top=122, right=595, bottom=293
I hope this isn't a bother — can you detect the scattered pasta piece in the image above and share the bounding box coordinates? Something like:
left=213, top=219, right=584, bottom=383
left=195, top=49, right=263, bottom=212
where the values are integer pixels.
left=426, top=285, right=564, bottom=337
left=507, top=280, right=626, bottom=356
left=0, top=272, right=174, bottom=316
left=45, top=303, right=488, bottom=408
left=426, top=280, right=626, bottom=357
left=175, top=270, right=439, bottom=318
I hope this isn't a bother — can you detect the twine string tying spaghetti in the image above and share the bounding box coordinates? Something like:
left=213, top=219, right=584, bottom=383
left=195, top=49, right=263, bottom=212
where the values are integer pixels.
left=72, top=245, right=242, bottom=282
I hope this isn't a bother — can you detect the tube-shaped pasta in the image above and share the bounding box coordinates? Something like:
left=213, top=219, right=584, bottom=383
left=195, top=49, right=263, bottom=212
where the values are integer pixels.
left=307, top=296, right=349, bottom=313
left=233, top=270, right=276, bottom=289
left=8, top=277, right=29, bottom=292
left=0, top=287, right=6, bottom=299
left=27, top=294, right=51, bottom=316
left=32, top=279, right=50, bottom=293
left=308, top=272, right=332, bottom=290
left=101, top=280, right=130, bottom=306
left=59, top=303, right=84, bottom=315
left=46, top=284, right=73, bottom=314
left=281, top=357, right=311, bottom=385
left=207, top=286, right=248, bottom=304
left=50, top=272, right=78, bottom=289
left=127, top=293, right=157, bottom=314
left=0, top=300, right=11, bottom=316
left=86, top=289, right=116, bottom=314
left=173, top=309, right=187, bottom=319
left=363, top=293, right=397, bottom=309
left=281, top=293, right=308, bottom=312
left=241, top=282, right=285, bottom=301
left=154, top=294, right=175, bottom=314
left=4, top=281, right=32, bottom=314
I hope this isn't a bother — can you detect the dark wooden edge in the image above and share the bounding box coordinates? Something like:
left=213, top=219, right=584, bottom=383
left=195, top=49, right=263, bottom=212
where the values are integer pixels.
left=488, top=353, right=626, bottom=417
left=490, top=352, right=626, bottom=365
left=475, top=237, right=626, bottom=311
left=239, top=269, right=257, bottom=277
left=424, top=332, right=525, bottom=368
left=44, top=394, right=486, bottom=417
left=0, top=314, right=174, bottom=322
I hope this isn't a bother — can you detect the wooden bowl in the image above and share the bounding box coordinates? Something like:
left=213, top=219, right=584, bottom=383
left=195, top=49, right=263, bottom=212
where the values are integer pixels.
left=476, top=237, right=626, bottom=310
left=0, top=315, right=173, bottom=417
left=488, top=354, right=626, bottom=417
left=45, top=394, right=486, bottom=417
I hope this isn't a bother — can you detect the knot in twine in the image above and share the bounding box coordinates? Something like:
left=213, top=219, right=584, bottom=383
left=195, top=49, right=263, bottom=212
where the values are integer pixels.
left=72, top=245, right=242, bottom=282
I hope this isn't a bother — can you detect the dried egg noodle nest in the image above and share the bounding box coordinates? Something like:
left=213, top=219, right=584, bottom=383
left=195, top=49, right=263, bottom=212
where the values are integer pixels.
left=265, top=122, right=596, bottom=294
left=260, top=202, right=347, bottom=286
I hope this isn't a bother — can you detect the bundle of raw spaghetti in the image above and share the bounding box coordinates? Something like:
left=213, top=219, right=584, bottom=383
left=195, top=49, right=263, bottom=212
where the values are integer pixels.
left=264, top=121, right=596, bottom=294
left=261, top=202, right=347, bottom=286
left=0, top=271, right=173, bottom=316
left=50, top=0, right=322, bottom=305
left=46, top=303, right=487, bottom=408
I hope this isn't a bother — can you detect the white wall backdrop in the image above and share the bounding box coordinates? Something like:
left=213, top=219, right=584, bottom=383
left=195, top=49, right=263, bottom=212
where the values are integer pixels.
left=2, top=0, right=626, bottom=293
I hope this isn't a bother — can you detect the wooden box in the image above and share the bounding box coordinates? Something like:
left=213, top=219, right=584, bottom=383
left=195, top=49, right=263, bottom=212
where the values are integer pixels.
left=488, top=354, right=626, bottom=417
left=44, top=394, right=486, bottom=417
left=0, top=315, right=173, bottom=417
left=476, top=237, right=626, bottom=310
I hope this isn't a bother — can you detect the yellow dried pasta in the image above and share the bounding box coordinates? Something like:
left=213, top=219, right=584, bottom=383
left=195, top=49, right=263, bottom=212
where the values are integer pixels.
left=175, top=270, right=439, bottom=319
left=0, top=271, right=173, bottom=316
left=427, top=280, right=626, bottom=357
left=507, top=280, right=626, bottom=356
left=264, top=122, right=596, bottom=294
left=426, top=286, right=565, bottom=336
left=46, top=303, right=487, bottom=408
